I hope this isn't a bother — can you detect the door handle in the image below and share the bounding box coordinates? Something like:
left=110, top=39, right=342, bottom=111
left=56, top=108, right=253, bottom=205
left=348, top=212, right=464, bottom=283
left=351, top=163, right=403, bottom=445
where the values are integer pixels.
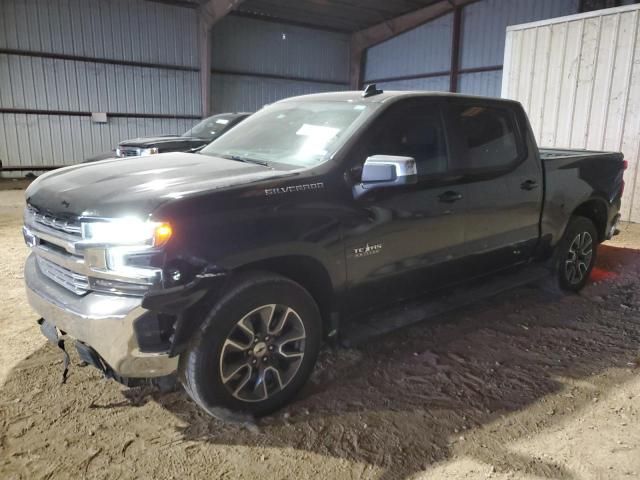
left=438, top=191, right=463, bottom=203
left=521, top=179, right=539, bottom=190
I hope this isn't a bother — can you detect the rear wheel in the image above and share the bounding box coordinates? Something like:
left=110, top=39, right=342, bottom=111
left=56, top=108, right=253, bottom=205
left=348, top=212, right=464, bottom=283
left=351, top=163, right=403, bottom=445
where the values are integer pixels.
left=556, top=216, right=598, bottom=292
left=179, top=273, right=321, bottom=418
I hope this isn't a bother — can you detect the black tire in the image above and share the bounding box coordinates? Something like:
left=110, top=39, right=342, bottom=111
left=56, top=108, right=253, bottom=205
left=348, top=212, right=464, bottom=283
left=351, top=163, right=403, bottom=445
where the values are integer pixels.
left=179, top=272, right=322, bottom=418
left=555, top=216, right=598, bottom=292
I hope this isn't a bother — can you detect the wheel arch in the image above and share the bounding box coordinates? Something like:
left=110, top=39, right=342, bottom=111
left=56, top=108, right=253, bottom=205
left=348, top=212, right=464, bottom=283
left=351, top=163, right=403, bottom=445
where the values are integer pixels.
left=232, top=255, right=335, bottom=337
left=571, top=197, right=608, bottom=242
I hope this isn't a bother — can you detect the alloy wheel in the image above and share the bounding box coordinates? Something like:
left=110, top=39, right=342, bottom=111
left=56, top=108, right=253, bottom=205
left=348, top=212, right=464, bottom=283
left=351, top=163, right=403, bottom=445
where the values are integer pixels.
left=219, top=304, right=306, bottom=402
left=565, top=231, right=593, bottom=284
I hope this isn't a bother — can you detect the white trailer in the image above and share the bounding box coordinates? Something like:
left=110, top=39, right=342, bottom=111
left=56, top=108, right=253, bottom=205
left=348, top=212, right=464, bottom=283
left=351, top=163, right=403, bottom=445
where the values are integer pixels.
left=502, top=4, right=640, bottom=223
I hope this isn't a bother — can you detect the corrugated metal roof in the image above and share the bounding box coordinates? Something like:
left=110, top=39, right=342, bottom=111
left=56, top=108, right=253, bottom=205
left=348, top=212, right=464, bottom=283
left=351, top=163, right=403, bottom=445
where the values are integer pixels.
left=155, top=0, right=449, bottom=32
left=235, top=0, right=445, bottom=33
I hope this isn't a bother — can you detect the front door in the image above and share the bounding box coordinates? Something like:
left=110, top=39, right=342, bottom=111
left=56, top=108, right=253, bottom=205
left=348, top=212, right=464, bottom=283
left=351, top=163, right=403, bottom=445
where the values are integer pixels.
left=342, top=99, right=468, bottom=315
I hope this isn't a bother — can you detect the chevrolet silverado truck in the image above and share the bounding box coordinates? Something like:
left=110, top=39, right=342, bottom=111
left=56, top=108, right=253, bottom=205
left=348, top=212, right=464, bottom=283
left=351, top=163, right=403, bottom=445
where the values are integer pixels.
left=23, top=88, right=625, bottom=417
left=83, top=112, right=250, bottom=162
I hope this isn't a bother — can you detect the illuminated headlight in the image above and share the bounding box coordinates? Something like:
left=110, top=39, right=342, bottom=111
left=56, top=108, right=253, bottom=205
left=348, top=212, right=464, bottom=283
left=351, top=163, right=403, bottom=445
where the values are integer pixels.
left=140, top=147, right=160, bottom=156
left=81, top=218, right=172, bottom=247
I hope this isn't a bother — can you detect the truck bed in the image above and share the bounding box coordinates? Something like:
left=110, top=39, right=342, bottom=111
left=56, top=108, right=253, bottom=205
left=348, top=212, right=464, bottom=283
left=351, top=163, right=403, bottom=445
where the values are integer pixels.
left=539, top=147, right=621, bottom=161
left=539, top=145, right=624, bottom=248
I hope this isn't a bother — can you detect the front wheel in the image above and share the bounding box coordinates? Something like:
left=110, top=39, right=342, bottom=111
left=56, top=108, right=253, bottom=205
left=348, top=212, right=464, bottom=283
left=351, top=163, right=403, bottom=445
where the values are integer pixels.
left=556, top=216, right=598, bottom=292
left=179, top=273, right=322, bottom=418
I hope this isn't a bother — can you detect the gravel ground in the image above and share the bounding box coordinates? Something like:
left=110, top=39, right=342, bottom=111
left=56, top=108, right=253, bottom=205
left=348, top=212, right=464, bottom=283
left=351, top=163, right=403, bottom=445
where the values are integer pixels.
left=1, top=186, right=639, bottom=480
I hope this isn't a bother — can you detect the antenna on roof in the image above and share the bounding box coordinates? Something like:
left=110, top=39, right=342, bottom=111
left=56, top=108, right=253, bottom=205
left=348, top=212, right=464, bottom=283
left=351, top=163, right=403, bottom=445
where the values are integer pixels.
left=362, top=84, right=383, bottom=98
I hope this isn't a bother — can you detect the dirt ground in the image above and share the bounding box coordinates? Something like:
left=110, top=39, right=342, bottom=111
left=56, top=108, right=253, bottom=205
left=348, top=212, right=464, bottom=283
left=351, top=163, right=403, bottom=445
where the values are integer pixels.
left=1, top=186, right=639, bottom=480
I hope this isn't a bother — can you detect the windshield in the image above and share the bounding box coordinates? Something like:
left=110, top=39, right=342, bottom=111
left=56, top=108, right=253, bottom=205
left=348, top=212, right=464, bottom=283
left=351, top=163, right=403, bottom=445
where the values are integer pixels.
left=200, top=101, right=374, bottom=168
left=183, top=115, right=238, bottom=140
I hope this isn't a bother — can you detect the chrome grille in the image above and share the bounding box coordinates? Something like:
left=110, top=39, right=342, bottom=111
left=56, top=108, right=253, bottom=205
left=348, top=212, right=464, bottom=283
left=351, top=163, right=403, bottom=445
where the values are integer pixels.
left=25, top=204, right=162, bottom=297
left=26, top=206, right=81, bottom=237
left=36, top=255, right=90, bottom=295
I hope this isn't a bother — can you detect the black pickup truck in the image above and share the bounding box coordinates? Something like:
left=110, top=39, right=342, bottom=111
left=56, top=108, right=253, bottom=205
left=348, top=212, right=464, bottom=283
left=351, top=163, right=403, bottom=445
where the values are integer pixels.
left=83, top=112, right=249, bottom=162
left=23, top=88, right=624, bottom=417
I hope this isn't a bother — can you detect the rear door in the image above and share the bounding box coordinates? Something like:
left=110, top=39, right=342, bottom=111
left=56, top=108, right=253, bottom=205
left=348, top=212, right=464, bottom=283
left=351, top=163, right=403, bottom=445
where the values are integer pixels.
left=445, top=99, right=543, bottom=274
left=342, top=98, right=468, bottom=314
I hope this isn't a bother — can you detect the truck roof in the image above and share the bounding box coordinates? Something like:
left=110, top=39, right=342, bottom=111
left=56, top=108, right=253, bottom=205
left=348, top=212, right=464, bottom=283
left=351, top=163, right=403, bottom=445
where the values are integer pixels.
left=277, top=90, right=523, bottom=106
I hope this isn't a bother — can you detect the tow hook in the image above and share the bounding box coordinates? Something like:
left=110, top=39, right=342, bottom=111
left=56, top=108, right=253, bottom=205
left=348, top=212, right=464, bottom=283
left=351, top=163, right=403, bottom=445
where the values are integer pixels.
left=38, top=318, right=70, bottom=384
left=607, top=214, right=621, bottom=239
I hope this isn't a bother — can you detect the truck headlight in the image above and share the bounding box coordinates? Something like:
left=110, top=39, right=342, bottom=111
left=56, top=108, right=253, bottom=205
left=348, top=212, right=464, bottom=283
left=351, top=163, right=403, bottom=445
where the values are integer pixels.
left=81, top=219, right=172, bottom=247
left=140, top=147, right=160, bottom=156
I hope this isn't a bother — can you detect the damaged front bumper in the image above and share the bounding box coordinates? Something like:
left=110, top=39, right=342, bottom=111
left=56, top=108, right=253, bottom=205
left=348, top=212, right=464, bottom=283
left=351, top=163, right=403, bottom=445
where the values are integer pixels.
left=25, top=253, right=178, bottom=379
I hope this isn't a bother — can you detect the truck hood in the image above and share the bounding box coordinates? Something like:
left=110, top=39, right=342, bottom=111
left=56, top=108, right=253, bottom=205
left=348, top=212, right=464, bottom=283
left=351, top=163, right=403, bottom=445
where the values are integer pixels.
left=26, top=152, right=288, bottom=218
left=119, top=136, right=206, bottom=148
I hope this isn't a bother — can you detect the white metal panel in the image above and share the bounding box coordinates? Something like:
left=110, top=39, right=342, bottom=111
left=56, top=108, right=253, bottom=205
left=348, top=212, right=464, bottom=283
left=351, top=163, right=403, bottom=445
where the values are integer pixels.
left=587, top=13, right=619, bottom=151
left=528, top=25, right=552, bottom=142
left=538, top=22, right=570, bottom=147
left=502, top=5, right=640, bottom=222
left=603, top=9, right=638, bottom=153
left=621, top=14, right=640, bottom=223
left=570, top=16, right=601, bottom=149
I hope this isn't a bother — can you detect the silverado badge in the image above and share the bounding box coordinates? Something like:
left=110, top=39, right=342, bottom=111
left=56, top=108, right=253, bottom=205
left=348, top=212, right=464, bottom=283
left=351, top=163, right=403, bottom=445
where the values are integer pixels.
left=265, top=182, right=325, bottom=196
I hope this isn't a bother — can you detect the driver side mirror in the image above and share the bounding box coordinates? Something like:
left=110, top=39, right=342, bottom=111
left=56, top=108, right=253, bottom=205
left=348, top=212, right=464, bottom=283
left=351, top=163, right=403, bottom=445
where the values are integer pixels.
left=354, top=155, right=417, bottom=198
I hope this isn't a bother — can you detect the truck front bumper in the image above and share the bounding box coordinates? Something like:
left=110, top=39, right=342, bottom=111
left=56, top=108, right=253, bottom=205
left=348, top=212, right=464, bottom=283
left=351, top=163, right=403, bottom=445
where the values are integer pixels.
left=25, top=253, right=178, bottom=378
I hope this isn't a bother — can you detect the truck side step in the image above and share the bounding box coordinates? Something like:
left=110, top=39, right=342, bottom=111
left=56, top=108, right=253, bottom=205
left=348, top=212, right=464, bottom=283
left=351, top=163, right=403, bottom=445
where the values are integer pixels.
left=339, top=265, right=551, bottom=347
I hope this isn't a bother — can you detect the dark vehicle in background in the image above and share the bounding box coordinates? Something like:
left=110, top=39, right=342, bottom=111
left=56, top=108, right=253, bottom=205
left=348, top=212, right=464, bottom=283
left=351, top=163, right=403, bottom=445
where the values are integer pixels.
left=23, top=89, right=624, bottom=419
left=84, top=112, right=250, bottom=162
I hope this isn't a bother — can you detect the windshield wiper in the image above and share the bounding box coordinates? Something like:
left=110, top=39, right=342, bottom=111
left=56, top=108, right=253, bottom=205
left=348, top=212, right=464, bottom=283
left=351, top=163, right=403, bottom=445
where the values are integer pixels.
left=218, top=154, right=270, bottom=167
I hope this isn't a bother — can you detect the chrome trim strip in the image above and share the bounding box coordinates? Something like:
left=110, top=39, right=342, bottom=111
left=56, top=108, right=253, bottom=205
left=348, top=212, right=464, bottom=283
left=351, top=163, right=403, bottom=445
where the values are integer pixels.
left=36, top=256, right=90, bottom=295
left=33, top=242, right=85, bottom=271
left=31, top=241, right=159, bottom=286
left=24, top=218, right=79, bottom=254
left=25, top=205, right=81, bottom=236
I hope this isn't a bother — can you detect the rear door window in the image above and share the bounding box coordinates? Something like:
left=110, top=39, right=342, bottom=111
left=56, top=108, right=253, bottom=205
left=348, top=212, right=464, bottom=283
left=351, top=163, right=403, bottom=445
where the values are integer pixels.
left=450, top=103, right=522, bottom=171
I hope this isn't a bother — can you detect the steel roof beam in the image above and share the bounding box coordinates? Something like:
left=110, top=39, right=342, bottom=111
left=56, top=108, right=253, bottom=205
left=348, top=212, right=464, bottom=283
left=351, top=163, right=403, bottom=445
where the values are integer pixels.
left=199, top=0, right=245, bottom=116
